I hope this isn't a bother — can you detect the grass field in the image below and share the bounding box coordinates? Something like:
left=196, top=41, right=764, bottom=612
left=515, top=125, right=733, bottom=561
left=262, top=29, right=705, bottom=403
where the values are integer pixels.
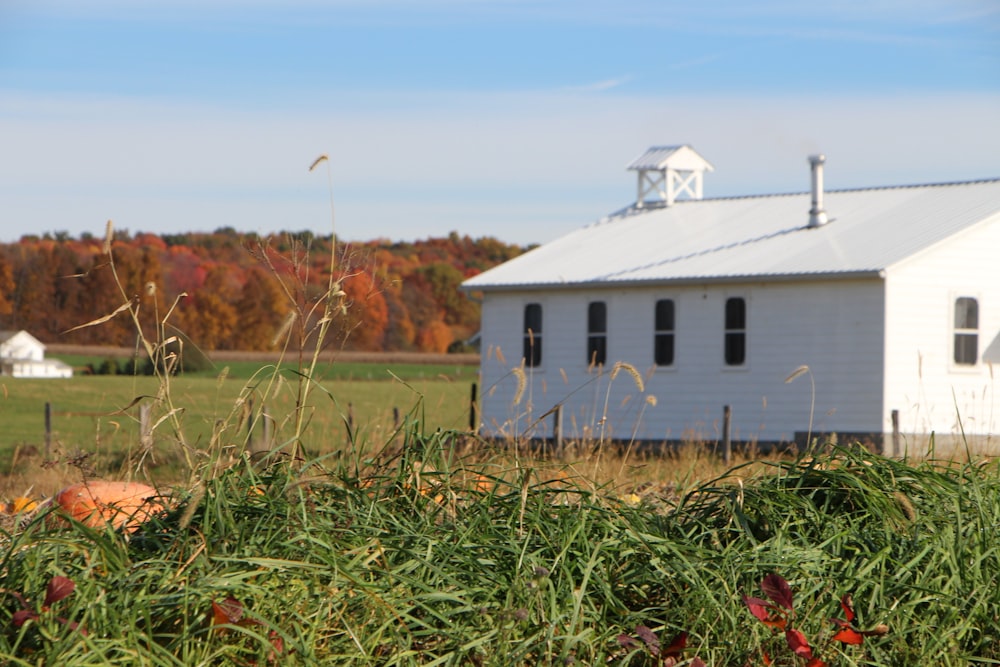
left=0, top=362, right=476, bottom=495
left=49, top=352, right=480, bottom=383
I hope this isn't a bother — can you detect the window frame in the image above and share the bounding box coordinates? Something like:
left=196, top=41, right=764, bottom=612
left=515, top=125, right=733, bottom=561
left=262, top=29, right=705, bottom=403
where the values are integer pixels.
left=952, top=295, right=979, bottom=368
left=523, top=303, right=543, bottom=368
left=723, top=296, right=748, bottom=368
left=586, top=301, right=607, bottom=367
left=653, top=298, right=676, bottom=368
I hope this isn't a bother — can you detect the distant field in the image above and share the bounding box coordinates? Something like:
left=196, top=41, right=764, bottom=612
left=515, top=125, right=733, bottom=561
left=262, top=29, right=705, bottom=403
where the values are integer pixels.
left=0, top=356, right=477, bottom=488
left=47, top=345, right=480, bottom=382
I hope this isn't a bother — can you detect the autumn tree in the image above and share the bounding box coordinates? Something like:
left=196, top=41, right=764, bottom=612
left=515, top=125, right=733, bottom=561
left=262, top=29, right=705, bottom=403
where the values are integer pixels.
left=229, top=266, right=289, bottom=350
left=1, top=230, right=524, bottom=352
left=0, top=251, right=13, bottom=317
left=335, top=270, right=389, bottom=351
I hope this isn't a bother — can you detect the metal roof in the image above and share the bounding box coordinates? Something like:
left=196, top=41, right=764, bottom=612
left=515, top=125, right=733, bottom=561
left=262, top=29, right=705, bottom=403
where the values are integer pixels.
left=626, top=145, right=715, bottom=172
left=462, top=179, right=1000, bottom=291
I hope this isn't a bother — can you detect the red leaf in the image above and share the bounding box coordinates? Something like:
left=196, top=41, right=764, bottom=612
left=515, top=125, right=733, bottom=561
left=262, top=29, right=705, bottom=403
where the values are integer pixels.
left=12, top=609, right=38, bottom=627
left=267, top=630, right=284, bottom=664
left=689, top=658, right=706, bottom=667
left=839, top=594, right=855, bottom=623
left=44, top=576, right=76, bottom=607
left=663, top=630, right=687, bottom=657
left=635, top=624, right=660, bottom=656
left=805, top=658, right=827, bottom=667
left=832, top=627, right=865, bottom=645
left=616, top=633, right=641, bottom=650
left=744, top=596, right=773, bottom=622
left=761, top=574, right=794, bottom=611
left=212, top=597, right=244, bottom=626
left=785, top=628, right=814, bottom=658
left=761, top=650, right=773, bottom=666
left=745, top=596, right=788, bottom=629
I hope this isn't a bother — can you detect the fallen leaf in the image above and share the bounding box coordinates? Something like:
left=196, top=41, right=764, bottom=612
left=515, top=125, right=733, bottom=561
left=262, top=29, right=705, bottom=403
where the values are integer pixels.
left=761, top=573, right=795, bottom=611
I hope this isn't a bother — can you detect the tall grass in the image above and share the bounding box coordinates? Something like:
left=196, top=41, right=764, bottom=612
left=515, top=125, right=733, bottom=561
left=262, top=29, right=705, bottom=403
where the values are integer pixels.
left=1, top=440, right=998, bottom=664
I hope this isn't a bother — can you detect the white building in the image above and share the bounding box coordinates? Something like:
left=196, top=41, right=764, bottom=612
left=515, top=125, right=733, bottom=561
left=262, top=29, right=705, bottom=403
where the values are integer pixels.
left=0, top=330, right=73, bottom=378
left=462, top=147, right=1000, bottom=455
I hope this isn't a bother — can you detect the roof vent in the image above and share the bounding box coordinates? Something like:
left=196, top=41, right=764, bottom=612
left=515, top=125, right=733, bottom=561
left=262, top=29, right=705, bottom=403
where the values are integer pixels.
left=627, top=145, right=714, bottom=208
left=808, top=154, right=829, bottom=228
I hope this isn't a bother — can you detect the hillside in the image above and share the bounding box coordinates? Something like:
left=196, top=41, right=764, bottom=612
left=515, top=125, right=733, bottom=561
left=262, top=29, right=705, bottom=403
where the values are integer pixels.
left=0, top=229, right=526, bottom=353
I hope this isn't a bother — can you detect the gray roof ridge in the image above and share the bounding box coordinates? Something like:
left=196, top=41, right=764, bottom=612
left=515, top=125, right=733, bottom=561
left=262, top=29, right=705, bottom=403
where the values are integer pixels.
left=599, top=176, right=1000, bottom=223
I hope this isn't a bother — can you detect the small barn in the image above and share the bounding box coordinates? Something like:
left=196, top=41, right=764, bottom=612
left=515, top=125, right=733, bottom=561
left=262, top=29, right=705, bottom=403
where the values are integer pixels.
left=462, top=147, right=1000, bottom=455
left=0, top=330, right=73, bottom=378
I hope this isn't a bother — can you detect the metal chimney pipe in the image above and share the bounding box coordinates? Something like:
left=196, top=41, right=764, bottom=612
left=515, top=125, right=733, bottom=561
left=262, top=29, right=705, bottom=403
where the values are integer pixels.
left=808, top=154, right=829, bottom=228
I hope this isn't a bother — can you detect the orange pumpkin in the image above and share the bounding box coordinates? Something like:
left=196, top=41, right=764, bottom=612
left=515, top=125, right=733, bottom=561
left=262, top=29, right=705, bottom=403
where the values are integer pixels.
left=54, top=481, right=163, bottom=531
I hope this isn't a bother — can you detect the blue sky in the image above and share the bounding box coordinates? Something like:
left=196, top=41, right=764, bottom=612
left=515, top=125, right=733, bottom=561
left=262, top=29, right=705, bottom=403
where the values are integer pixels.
left=1, top=1, right=998, bottom=245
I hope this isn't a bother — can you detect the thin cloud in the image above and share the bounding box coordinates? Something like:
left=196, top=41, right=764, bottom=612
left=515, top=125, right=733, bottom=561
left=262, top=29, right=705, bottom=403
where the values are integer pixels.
left=560, top=76, right=634, bottom=93
left=668, top=53, right=726, bottom=71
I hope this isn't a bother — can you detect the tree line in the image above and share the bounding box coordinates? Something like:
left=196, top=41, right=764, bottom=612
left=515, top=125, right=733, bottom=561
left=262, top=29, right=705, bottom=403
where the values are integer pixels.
left=0, top=229, right=527, bottom=354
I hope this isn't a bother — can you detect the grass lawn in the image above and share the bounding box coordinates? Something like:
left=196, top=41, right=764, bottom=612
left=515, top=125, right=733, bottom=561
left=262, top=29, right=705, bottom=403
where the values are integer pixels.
left=0, top=367, right=475, bottom=493
left=0, top=440, right=997, bottom=665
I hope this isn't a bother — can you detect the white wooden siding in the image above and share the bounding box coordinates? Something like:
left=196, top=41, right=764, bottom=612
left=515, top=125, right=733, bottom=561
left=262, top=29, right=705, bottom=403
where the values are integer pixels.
left=883, top=215, right=1000, bottom=454
left=478, top=279, right=886, bottom=444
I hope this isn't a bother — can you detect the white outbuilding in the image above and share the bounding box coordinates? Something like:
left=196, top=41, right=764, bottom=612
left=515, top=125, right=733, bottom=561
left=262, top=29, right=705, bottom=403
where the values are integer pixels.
left=0, top=330, right=73, bottom=378
left=462, top=147, right=1000, bottom=455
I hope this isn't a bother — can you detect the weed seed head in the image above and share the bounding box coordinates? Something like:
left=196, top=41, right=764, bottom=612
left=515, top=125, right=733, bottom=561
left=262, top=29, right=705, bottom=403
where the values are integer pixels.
left=784, top=365, right=810, bottom=383
left=611, top=362, right=644, bottom=392
left=309, top=154, right=329, bottom=172
left=103, top=219, right=114, bottom=254
left=512, top=367, right=527, bottom=406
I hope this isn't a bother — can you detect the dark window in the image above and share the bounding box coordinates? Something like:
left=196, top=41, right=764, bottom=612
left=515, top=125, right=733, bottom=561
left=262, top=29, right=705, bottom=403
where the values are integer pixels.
left=523, top=303, right=542, bottom=367
left=587, top=301, right=607, bottom=366
left=654, top=299, right=675, bottom=366
left=954, top=297, right=979, bottom=365
left=724, top=297, right=746, bottom=366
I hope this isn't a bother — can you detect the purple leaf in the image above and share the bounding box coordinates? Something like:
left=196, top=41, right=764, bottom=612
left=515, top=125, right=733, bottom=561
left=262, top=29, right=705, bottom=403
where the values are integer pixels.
left=635, top=624, right=660, bottom=656
left=44, top=576, right=76, bottom=607
left=12, top=609, right=38, bottom=627
left=761, top=573, right=794, bottom=611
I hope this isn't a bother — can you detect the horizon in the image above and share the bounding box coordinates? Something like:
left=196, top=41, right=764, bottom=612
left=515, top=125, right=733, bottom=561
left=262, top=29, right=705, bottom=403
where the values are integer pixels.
left=2, top=1, right=998, bottom=246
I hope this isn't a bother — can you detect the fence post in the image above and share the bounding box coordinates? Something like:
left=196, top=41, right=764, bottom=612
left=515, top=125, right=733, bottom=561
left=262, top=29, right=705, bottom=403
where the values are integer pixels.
left=891, top=409, right=900, bottom=457
left=553, top=405, right=563, bottom=449
left=44, top=402, right=52, bottom=458
left=468, top=382, right=478, bottom=432
left=139, top=403, right=152, bottom=450
left=247, top=397, right=255, bottom=450
left=262, top=404, right=273, bottom=451
left=722, top=404, right=732, bottom=466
